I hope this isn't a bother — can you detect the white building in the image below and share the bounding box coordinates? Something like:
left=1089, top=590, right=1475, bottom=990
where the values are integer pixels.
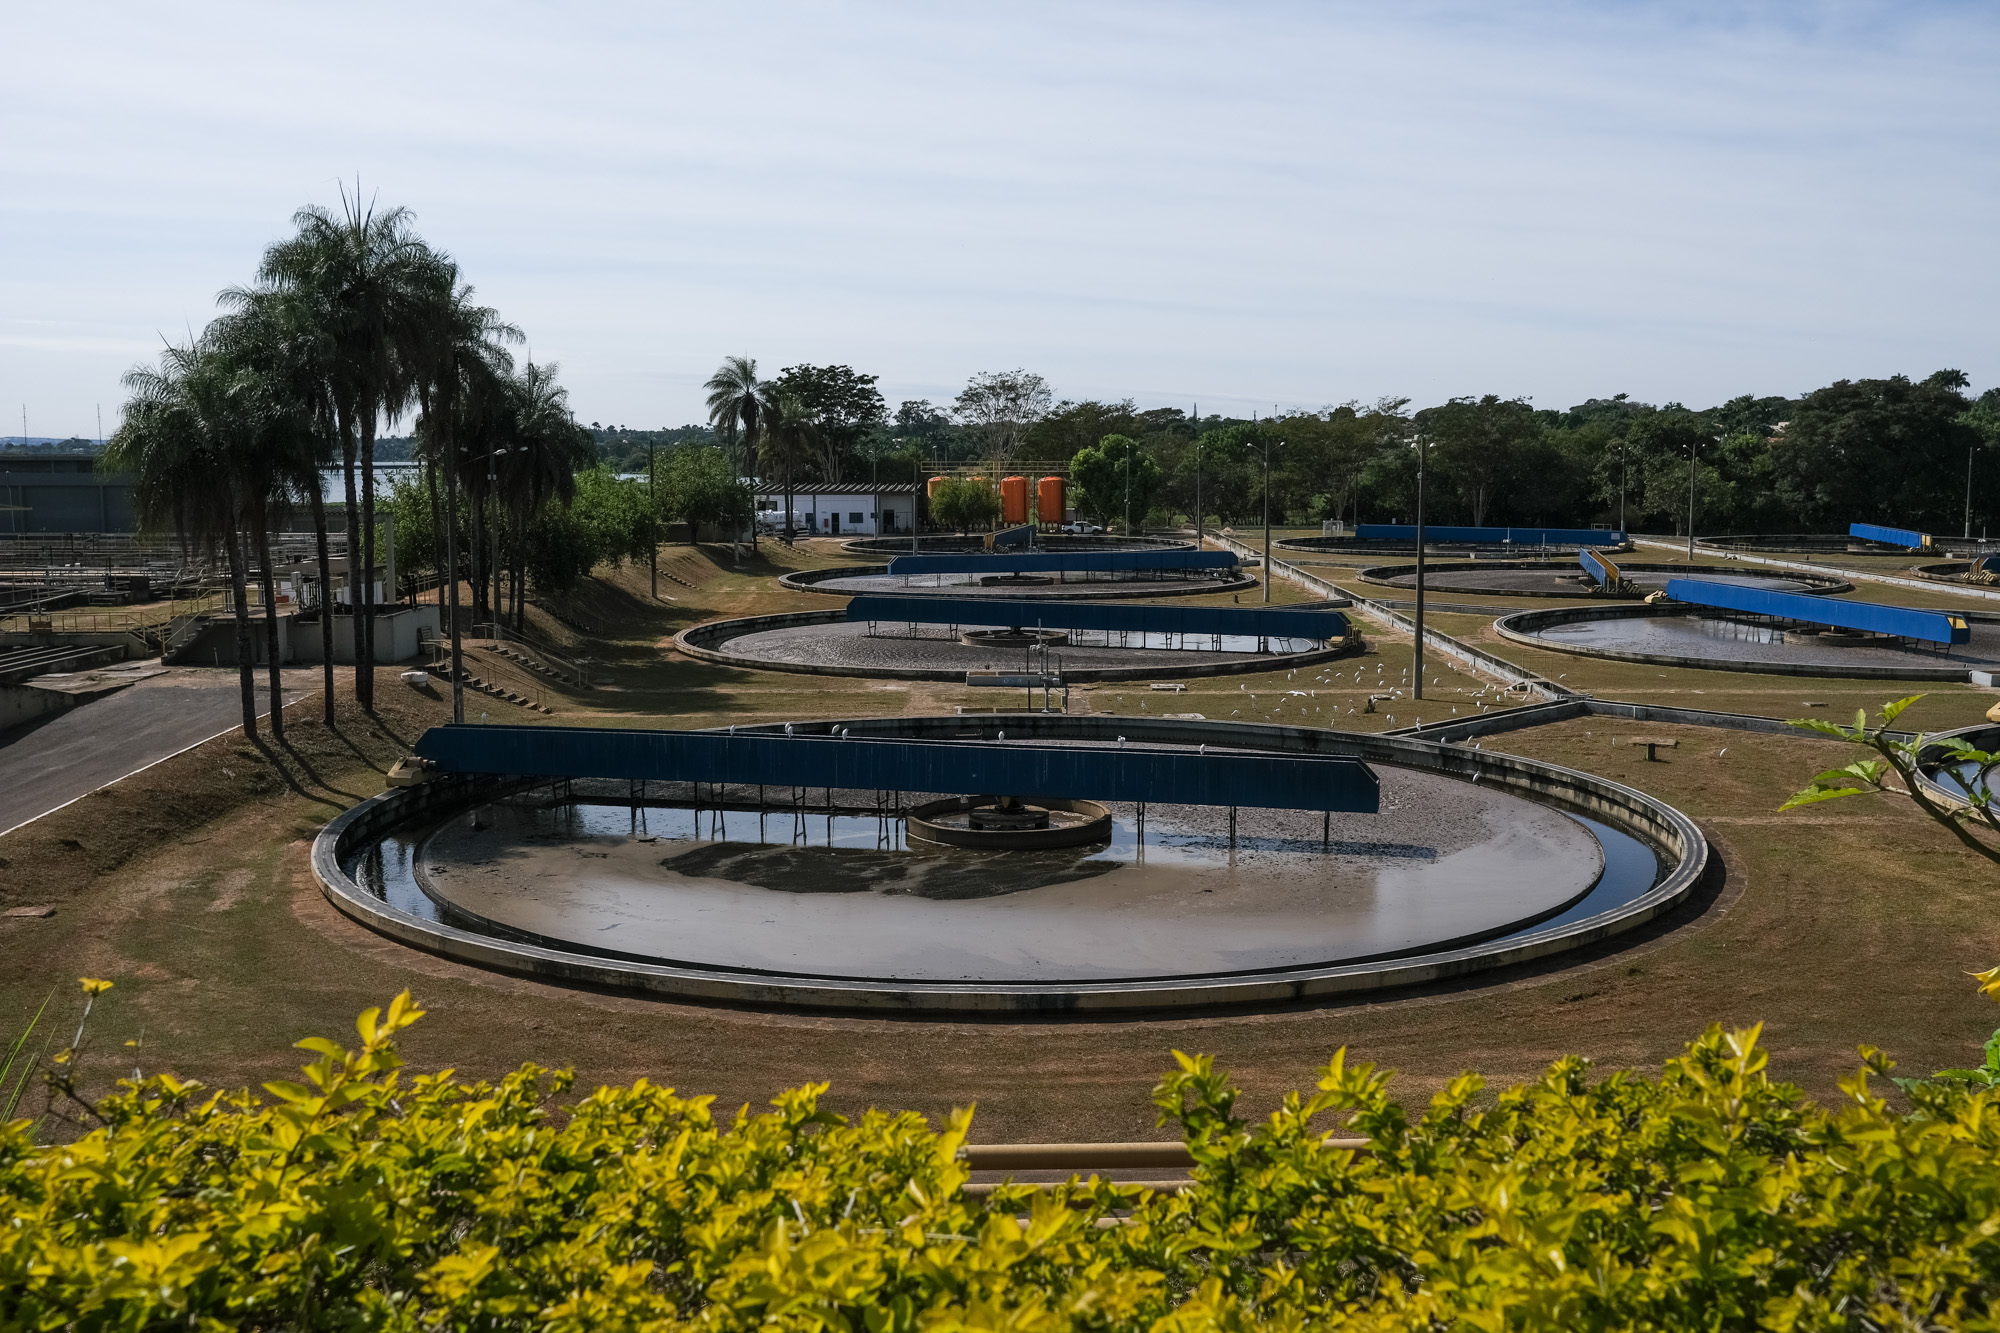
left=753, top=482, right=918, bottom=537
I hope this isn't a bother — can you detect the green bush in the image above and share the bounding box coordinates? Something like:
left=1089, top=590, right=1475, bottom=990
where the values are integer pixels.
left=6, top=989, right=2000, bottom=1330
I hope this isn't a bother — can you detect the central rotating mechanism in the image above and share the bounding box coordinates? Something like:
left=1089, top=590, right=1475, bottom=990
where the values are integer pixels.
left=959, top=627, right=1071, bottom=648
left=904, top=795, right=1112, bottom=849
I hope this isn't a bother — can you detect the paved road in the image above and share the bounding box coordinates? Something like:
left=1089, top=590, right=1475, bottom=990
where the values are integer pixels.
left=0, top=668, right=306, bottom=836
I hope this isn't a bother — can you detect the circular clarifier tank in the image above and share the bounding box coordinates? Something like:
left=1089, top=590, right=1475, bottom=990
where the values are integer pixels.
left=322, top=720, right=1704, bottom=1011
left=405, top=776, right=1603, bottom=984
left=1497, top=604, right=2000, bottom=679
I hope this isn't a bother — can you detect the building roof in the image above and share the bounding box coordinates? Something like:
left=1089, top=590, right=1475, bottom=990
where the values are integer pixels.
left=752, top=482, right=917, bottom=496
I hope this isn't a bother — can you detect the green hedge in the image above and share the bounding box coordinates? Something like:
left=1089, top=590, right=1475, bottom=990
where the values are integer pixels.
left=5, top=990, right=2000, bottom=1330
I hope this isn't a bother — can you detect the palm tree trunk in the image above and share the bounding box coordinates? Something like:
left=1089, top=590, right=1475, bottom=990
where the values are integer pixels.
left=359, top=416, right=378, bottom=704
left=310, top=483, right=335, bottom=727
left=425, top=458, right=445, bottom=621
left=337, top=406, right=362, bottom=706
left=223, top=525, right=258, bottom=740
left=512, top=511, right=526, bottom=633
left=468, top=490, right=486, bottom=626
left=256, top=516, right=285, bottom=744
left=445, top=438, right=465, bottom=723
left=784, top=461, right=795, bottom=547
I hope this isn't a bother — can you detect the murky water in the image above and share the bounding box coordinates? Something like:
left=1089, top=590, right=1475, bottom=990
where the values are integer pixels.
left=347, top=785, right=1663, bottom=983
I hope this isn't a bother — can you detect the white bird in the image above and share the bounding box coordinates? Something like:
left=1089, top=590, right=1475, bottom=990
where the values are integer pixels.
left=998, top=730, right=1006, bottom=740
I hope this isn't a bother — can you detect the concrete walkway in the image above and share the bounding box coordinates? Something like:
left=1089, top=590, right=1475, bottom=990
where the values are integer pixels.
left=0, top=667, right=307, bottom=837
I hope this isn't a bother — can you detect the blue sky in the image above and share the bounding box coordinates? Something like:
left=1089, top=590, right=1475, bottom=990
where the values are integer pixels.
left=3, top=1, right=1996, bottom=438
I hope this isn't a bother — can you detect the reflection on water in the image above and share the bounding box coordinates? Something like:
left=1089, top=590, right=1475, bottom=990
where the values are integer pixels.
left=348, top=801, right=1662, bottom=952
left=865, top=624, right=1319, bottom=654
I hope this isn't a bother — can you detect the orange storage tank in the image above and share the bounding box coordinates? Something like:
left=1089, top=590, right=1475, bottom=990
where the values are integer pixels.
left=925, top=475, right=945, bottom=501
left=1000, top=475, right=1029, bottom=524
left=1037, top=476, right=1065, bottom=524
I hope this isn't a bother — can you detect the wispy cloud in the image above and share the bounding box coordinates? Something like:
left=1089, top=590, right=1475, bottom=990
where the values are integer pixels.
left=3, top=0, right=1995, bottom=435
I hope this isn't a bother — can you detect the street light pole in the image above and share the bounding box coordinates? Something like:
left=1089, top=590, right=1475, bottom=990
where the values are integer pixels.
left=1619, top=437, right=1628, bottom=534
left=447, top=438, right=464, bottom=723
left=1247, top=436, right=1282, bottom=604
left=488, top=446, right=506, bottom=639
left=1686, top=440, right=1703, bottom=562
left=1414, top=430, right=1427, bottom=701
left=1124, top=447, right=1133, bottom=539
left=649, top=440, right=658, bottom=599
left=1192, top=402, right=1202, bottom=546
left=1967, top=442, right=1977, bottom=542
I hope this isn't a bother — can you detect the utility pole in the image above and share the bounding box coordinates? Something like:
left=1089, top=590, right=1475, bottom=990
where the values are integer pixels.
left=1124, top=446, right=1133, bottom=539
left=1191, top=401, right=1202, bottom=545
left=447, top=439, right=464, bottom=723
left=1619, top=437, right=1627, bottom=535
left=489, top=446, right=505, bottom=637
left=1967, top=441, right=1978, bottom=541
left=912, top=455, right=921, bottom=554
left=1246, top=435, right=1283, bottom=604
left=1414, top=429, right=1428, bottom=701
left=1686, top=439, right=1704, bottom=562
left=649, top=440, right=658, bottom=599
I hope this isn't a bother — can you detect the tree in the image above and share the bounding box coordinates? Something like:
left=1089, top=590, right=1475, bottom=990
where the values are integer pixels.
left=255, top=191, right=437, bottom=708
left=703, top=356, right=767, bottom=478
left=1783, top=696, right=1998, bottom=868
left=1070, top=434, right=1161, bottom=532
left=758, top=394, right=819, bottom=544
left=768, top=364, right=885, bottom=484
left=953, top=370, right=1052, bottom=465
left=520, top=467, right=650, bottom=597
left=1770, top=371, right=1978, bottom=532
left=494, top=362, right=595, bottom=630
left=108, top=334, right=288, bottom=739
left=403, top=263, right=520, bottom=696
left=1023, top=400, right=1141, bottom=460
left=928, top=476, right=1001, bottom=534
left=657, top=445, right=752, bottom=541
left=1416, top=395, right=1541, bottom=527
left=213, top=284, right=343, bottom=726
left=1272, top=401, right=1407, bottom=528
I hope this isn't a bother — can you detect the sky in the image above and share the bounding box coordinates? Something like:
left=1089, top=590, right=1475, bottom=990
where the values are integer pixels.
left=3, top=1, right=1997, bottom=439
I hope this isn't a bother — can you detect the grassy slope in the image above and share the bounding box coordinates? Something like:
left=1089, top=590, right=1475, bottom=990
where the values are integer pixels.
left=3, top=538, right=1997, bottom=1143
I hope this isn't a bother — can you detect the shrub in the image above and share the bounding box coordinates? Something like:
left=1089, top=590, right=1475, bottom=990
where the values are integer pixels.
left=6, top=990, right=2000, bottom=1330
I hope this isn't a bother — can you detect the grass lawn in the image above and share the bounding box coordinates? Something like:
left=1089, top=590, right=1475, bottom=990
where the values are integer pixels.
left=3, top=538, right=1997, bottom=1144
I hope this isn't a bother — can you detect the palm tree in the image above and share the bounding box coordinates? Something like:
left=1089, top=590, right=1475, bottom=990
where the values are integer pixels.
left=704, top=356, right=766, bottom=550
left=498, top=362, right=593, bottom=630
left=404, top=264, right=520, bottom=719
left=107, top=334, right=277, bottom=738
left=214, top=286, right=342, bottom=727
left=704, top=356, right=766, bottom=472
left=256, top=190, right=434, bottom=706
left=759, top=393, right=819, bottom=545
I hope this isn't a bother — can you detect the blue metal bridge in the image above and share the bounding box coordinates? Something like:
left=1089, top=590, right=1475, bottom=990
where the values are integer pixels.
left=413, top=725, right=1382, bottom=813
left=1663, top=578, right=1970, bottom=646
left=844, top=594, right=1349, bottom=644
left=1849, top=521, right=1932, bottom=550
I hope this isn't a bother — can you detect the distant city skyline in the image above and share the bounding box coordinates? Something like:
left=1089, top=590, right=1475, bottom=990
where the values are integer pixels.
left=4, top=1, right=1997, bottom=439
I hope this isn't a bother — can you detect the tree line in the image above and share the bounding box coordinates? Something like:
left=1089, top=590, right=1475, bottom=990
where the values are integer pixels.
left=686, top=358, right=2000, bottom=539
